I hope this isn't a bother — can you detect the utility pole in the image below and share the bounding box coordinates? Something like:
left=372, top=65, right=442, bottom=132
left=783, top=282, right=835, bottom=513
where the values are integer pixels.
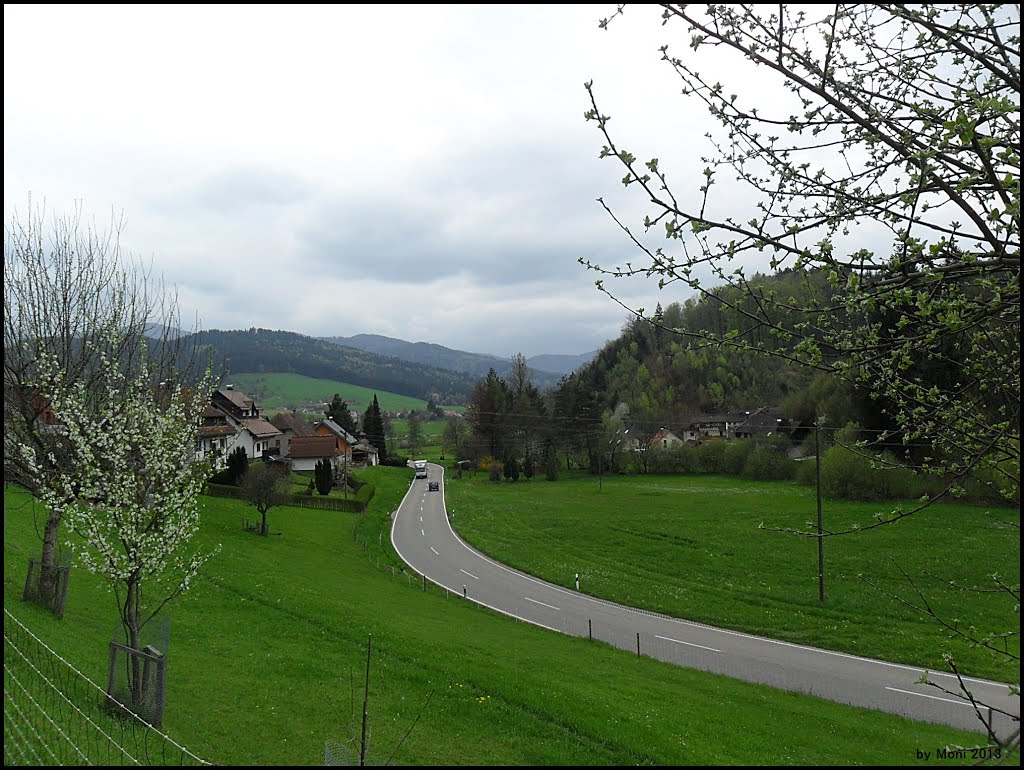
left=343, top=449, right=349, bottom=499
left=815, top=418, right=825, bottom=604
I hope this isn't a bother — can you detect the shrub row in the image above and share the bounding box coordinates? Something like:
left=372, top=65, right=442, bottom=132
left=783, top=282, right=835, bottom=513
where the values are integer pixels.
left=204, top=482, right=371, bottom=512
left=644, top=441, right=1011, bottom=505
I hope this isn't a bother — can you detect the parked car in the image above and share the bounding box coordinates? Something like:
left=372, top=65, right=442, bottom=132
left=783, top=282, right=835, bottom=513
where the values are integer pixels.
left=428, top=481, right=439, bottom=492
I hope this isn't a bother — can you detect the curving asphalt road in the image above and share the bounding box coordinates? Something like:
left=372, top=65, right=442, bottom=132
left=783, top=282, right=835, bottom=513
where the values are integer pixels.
left=391, top=463, right=1019, bottom=739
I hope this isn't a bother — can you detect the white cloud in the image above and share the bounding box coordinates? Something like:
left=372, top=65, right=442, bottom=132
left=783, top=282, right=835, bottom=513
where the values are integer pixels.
left=3, top=4, right=734, bottom=358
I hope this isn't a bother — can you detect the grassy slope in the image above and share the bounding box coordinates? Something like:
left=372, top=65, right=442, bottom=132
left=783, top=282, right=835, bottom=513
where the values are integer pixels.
left=445, top=472, right=1020, bottom=684
left=3, top=474, right=996, bottom=766
left=226, top=372, right=461, bottom=413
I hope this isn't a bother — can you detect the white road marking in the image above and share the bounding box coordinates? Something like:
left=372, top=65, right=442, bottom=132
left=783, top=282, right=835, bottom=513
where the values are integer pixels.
left=430, top=547, right=439, bottom=555
left=655, top=635, right=721, bottom=653
left=524, top=596, right=560, bottom=611
left=391, top=464, right=1017, bottom=711
left=460, top=569, right=479, bottom=580
left=885, top=687, right=975, bottom=708
left=436, top=506, right=1008, bottom=688
left=420, top=528, right=425, bottom=537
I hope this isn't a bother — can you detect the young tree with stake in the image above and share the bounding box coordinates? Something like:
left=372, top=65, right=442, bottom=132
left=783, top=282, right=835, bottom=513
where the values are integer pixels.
left=4, top=198, right=209, bottom=608
left=23, top=330, right=220, bottom=708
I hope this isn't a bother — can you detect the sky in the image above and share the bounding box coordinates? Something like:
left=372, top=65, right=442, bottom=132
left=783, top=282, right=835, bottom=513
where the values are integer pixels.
left=5, top=4, right=764, bottom=358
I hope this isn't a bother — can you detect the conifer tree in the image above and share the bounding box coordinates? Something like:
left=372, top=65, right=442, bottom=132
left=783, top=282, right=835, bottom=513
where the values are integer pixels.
left=325, top=393, right=359, bottom=436
left=226, top=446, right=249, bottom=486
left=315, top=458, right=333, bottom=496
left=362, top=394, right=387, bottom=463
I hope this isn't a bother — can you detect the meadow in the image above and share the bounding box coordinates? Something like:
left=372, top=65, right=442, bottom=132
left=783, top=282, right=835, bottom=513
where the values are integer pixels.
left=2, top=469, right=996, bottom=766
left=444, top=471, right=1021, bottom=685
left=225, top=371, right=460, bottom=413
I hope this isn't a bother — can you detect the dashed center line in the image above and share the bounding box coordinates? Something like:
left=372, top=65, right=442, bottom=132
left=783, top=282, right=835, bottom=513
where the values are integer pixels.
left=430, top=547, right=439, bottom=555
left=524, top=596, right=560, bottom=611
left=655, top=635, right=721, bottom=653
left=460, top=569, right=479, bottom=580
left=420, top=528, right=425, bottom=537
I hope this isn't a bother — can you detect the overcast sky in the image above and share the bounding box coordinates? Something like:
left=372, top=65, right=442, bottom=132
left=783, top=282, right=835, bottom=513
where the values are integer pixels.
left=5, top=4, right=753, bottom=358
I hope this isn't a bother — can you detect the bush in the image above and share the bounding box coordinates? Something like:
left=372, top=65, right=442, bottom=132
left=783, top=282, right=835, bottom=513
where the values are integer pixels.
left=205, top=482, right=367, bottom=511
left=226, top=446, right=249, bottom=485
left=648, top=444, right=699, bottom=474
left=820, top=446, right=904, bottom=501
left=723, top=440, right=756, bottom=475
left=209, top=467, right=235, bottom=486
left=695, top=441, right=728, bottom=473
left=314, top=459, right=333, bottom=496
left=743, top=448, right=796, bottom=481
left=795, top=457, right=818, bottom=486
left=545, top=450, right=559, bottom=481
left=488, top=461, right=503, bottom=483
left=353, top=481, right=376, bottom=509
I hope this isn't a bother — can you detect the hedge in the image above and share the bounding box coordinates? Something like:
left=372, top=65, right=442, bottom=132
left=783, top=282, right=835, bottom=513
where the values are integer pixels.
left=204, top=482, right=372, bottom=512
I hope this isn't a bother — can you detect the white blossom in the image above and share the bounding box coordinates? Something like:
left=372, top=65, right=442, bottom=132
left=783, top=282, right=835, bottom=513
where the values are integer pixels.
left=28, top=333, right=220, bottom=644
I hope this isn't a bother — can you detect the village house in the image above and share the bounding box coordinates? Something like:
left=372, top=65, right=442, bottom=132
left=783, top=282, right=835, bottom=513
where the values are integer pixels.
left=683, top=411, right=752, bottom=442
left=313, top=419, right=359, bottom=463
left=197, top=404, right=237, bottom=467
left=202, top=387, right=283, bottom=463
left=649, top=427, right=683, bottom=449
left=350, top=438, right=380, bottom=467
left=286, top=435, right=341, bottom=474
left=732, top=408, right=791, bottom=440
left=269, top=410, right=314, bottom=460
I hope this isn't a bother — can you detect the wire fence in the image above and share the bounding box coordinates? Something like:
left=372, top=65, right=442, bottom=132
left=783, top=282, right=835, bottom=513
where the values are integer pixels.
left=3, top=608, right=210, bottom=766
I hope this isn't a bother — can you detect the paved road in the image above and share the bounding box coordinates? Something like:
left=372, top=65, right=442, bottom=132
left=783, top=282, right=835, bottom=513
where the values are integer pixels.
left=391, top=464, right=1019, bottom=739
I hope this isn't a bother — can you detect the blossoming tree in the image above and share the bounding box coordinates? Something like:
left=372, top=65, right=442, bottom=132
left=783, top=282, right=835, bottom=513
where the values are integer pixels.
left=5, top=199, right=208, bottom=609
left=24, top=330, right=219, bottom=706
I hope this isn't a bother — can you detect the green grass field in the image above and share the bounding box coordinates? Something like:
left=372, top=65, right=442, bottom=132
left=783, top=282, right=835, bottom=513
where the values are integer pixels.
left=389, top=418, right=446, bottom=463
left=445, top=471, right=1021, bottom=684
left=3, top=473, right=996, bottom=766
left=225, top=372, right=461, bottom=413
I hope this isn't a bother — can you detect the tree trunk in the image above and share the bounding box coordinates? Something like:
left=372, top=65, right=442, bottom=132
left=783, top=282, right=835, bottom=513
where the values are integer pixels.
left=261, top=512, right=269, bottom=536
left=126, top=584, right=143, bottom=707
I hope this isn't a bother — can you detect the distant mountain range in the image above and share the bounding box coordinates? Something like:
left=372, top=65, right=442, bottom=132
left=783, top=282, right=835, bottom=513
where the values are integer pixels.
left=165, top=327, right=595, bottom=406
left=322, top=333, right=596, bottom=384
left=189, top=329, right=480, bottom=404
left=524, top=351, right=599, bottom=376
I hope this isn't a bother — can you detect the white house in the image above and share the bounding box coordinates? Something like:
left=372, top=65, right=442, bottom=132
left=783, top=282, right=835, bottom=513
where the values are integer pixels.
left=286, top=435, right=341, bottom=473
left=649, top=427, right=683, bottom=449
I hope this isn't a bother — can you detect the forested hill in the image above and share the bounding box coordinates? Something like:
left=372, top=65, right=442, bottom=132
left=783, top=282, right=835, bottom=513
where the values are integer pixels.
left=321, top=333, right=571, bottom=388
left=564, top=269, right=880, bottom=434
left=189, top=329, right=478, bottom=404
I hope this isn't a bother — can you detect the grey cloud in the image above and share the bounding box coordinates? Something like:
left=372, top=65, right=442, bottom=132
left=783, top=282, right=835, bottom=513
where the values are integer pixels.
left=294, top=136, right=634, bottom=287
left=155, top=165, right=312, bottom=214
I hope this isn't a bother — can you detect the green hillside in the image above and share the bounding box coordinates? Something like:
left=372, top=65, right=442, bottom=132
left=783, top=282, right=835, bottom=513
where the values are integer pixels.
left=322, top=333, right=566, bottom=388
left=192, top=328, right=476, bottom=404
left=226, top=372, right=453, bottom=413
